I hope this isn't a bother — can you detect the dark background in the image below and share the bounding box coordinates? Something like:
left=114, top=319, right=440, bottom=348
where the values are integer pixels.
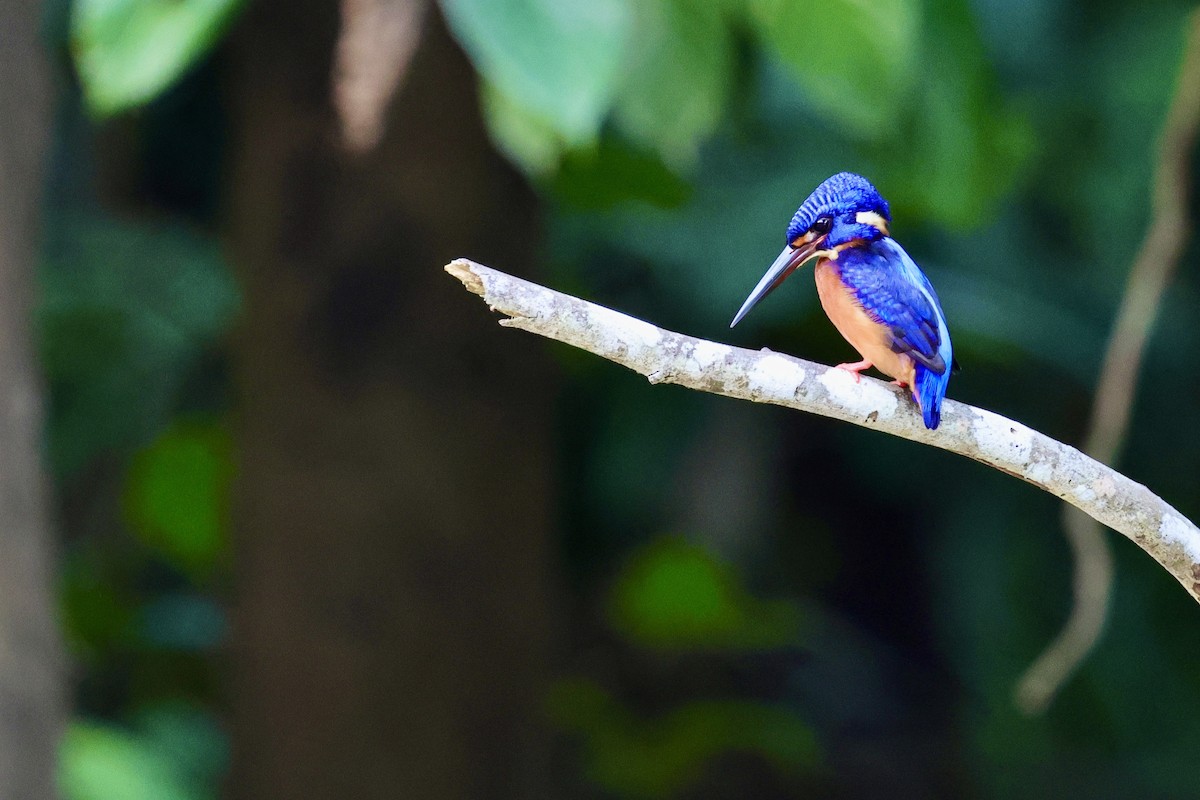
left=3, top=0, right=1199, bottom=797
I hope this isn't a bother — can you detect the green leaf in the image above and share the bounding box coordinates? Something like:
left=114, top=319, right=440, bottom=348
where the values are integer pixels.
left=59, top=722, right=202, bottom=800
left=748, top=0, right=920, bottom=137
left=607, top=536, right=803, bottom=650
left=480, top=80, right=565, bottom=177
left=124, top=421, right=233, bottom=578
left=441, top=0, right=633, bottom=146
left=71, top=0, right=245, bottom=116
left=612, top=0, right=733, bottom=168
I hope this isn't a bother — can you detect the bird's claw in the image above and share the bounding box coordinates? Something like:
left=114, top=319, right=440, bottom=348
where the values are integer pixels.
left=835, top=360, right=872, bottom=383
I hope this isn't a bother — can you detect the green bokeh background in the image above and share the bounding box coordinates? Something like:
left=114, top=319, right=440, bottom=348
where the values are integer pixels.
left=44, top=0, right=1200, bottom=796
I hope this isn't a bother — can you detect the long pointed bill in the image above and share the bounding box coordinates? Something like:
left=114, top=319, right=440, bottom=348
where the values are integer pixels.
left=729, top=240, right=824, bottom=328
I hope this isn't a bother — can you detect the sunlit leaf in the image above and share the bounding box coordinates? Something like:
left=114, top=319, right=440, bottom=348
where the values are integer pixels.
left=71, top=0, right=244, bottom=116
left=748, top=0, right=920, bottom=137
left=480, top=80, right=565, bottom=177
left=124, top=421, right=233, bottom=577
left=441, top=0, right=633, bottom=146
left=612, top=0, right=733, bottom=169
left=59, top=722, right=202, bottom=800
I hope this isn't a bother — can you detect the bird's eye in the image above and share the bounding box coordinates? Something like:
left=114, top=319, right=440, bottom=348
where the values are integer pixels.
left=810, top=216, right=832, bottom=235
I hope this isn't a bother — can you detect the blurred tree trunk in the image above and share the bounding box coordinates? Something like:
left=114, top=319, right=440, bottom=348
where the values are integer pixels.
left=225, top=4, right=558, bottom=798
left=0, top=0, right=66, bottom=795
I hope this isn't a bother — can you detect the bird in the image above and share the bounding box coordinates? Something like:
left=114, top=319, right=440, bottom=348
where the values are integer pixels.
left=730, top=172, right=953, bottom=429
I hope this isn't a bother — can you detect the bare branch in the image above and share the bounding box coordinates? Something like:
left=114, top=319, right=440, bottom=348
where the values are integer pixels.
left=446, top=258, right=1200, bottom=605
left=1016, top=9, right=1200, bottom=713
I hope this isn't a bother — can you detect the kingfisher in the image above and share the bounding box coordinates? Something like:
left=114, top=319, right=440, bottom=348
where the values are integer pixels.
left=730, top=172, right=953, bottom=429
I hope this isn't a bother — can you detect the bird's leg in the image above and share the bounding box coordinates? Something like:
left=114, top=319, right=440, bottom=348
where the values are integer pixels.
left=834, top=359, right=873, bottom=383
left=890, top=379, right=908, bottom=388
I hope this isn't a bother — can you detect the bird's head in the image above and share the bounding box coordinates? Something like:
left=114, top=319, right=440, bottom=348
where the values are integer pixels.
left=731, top=172, right=891, bottom=328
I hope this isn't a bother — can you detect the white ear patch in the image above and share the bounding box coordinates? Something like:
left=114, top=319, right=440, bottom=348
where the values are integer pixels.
left=855, top=211, right=889, bottom=235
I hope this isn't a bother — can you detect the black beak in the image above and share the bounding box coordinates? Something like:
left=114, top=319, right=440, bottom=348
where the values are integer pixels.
left=729, top=238, right=825, bottom=328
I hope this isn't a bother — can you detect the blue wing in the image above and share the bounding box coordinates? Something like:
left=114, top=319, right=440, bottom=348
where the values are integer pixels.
left=837, top=238, right=951, bottom=376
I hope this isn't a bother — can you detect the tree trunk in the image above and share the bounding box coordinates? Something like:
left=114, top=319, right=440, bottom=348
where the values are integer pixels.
left=0, top=0, right=66, bottom=795
left=225, top=4, right=558, bottom=798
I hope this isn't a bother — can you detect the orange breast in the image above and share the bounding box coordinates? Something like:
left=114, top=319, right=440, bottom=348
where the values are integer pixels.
left=813, top=259, right=915, bottom=385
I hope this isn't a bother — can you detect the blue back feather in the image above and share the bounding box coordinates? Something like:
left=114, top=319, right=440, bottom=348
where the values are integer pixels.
left=837, top=238, right=953, bottom=429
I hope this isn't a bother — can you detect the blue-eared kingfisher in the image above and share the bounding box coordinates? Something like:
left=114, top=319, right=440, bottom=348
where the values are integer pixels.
left=730, top=172, right=953, bottom=429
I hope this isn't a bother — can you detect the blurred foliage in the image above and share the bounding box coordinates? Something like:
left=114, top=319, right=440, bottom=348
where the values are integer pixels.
left=464, top=0, right=1031, bottom=230
left=551, top=140, right=693, bottom=210
left=40, top=212, right=238, bottom=476
left=552, top=535, right=818, bottom=795
left=124, top=421, right=232, bottom=579
left=549, top=678, right=819, bottom=798
left=749, top=0, right=920, bottom=138
left=442, top=0, right=634, bottom=148
left=51, top=10, right=237, bottom=791
left=607, top=536, right=803, bottom=650
left=51, top=0, right=1200, bottom=797
left=612, top=0, right=733, bottom=169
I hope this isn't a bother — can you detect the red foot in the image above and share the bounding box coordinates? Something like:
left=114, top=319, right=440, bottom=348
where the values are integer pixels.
left=835, top=359, right=873, bottom=383
left=890, top=379, right=909, bottom=388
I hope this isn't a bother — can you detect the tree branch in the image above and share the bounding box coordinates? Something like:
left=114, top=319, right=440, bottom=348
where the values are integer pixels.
left=1015, top=9, right=1200, bottom=713
left=446, top=258, right=1200, bottom=605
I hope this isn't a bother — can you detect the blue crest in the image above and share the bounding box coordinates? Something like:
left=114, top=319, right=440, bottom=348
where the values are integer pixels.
left=785, top=172, right=891, bottom=244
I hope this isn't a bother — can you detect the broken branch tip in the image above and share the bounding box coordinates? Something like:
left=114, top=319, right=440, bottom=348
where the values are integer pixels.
left=445, top=259, right=485, bottom=296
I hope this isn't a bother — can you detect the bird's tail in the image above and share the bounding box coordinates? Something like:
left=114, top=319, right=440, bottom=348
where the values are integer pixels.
left=913, top=364, right=951, bottom=430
